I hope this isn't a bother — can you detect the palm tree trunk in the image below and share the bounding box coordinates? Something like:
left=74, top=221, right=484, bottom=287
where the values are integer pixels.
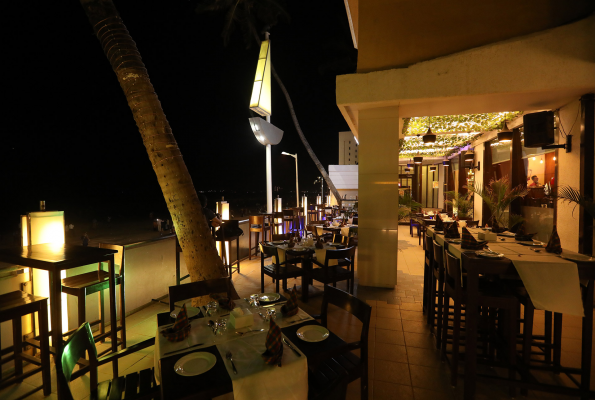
left=270, top=65, right=343, bottom=207
left=79, top=0, right=230, bottom=303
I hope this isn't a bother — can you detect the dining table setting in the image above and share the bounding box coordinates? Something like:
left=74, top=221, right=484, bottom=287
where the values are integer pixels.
left=425, top=222, right=595, bottom=400
left=154, top=290, right=346, bottom=400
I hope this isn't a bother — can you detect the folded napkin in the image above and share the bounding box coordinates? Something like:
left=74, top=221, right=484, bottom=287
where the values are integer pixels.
left=514, top=222, right=526, bottom=235
left=545, top=225, right=562, bottom=254
left=444, top=221, right=460, bottom=238
left=262, top=319, right=283, bottom=366
left=161, top=304, right=190, bottom=342
left=281, top=284, right=299, bottom=317
left=435, top=215, right=444, bottom=231
left=461, top=227, right=487, bottom=250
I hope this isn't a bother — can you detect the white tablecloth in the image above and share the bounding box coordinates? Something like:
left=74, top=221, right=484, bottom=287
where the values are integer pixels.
left=427, top=227, right=585, bottom=316
left=155, top=298, right=313, bottom=400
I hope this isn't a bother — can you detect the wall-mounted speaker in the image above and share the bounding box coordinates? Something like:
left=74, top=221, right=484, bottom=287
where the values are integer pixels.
left=523, top=111, right=555, bottom=148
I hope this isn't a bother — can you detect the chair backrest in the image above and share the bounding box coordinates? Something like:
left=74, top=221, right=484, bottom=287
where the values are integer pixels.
left=466, top=220, right=479, bottom=228
left=56, top=323, right=98, bottom=400
left=249, top=215, right=264, bottom=226
left=433, top=240, right=444, bottom=271
left=444, top=250, right=462, bottom=292
left=168, top=278, right=233, bottom=312
left=260, top=243, right=280, bottom=261
left=272, top=233, right=291, bottom=241
left=321, top=286, right=371, bottom=357
left=324, top=247, right=355, bottom=265
left=283, top=209, right=294, bottom=218
left=332, top=234, right=343, bottom=244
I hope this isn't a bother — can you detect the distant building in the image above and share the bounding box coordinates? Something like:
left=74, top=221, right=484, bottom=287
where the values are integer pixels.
left=338, top=131, right=358, bottom=165
left=329, top=131, right=358, bottom=206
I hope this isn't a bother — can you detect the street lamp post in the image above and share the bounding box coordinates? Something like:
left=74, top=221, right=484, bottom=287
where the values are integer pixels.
left=282, top=152, right=299, bottom=207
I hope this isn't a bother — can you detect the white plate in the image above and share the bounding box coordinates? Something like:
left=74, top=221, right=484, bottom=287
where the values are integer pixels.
left=296, top=325, right=330, bottom=342
left=174, top=352, right=217, bottom=376
left=170, top=306, right=200, bottom=319
left=258, top=293, right=280, bottom=302
left=475, top=251, right=504, bottom=259
left=560, top=253, right=595, bottom=262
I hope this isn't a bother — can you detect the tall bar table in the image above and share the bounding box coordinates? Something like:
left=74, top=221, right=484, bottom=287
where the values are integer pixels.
left=0, top=244, right=119, bottom=399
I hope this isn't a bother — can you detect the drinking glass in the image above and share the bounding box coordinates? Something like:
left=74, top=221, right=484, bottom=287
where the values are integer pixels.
left=249, top=294, right=261, bottom=308
left=215, top=319, right=227, bottom=335
left=207, top=301, right=218, bottom=316
left=266, top=308, right=277, bottom=321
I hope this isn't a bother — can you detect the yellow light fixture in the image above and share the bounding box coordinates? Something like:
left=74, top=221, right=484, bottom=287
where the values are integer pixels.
left=553, top=156, right=557, bottom=161
left=540, top=157, right=543, bottom=164
left=532, top=157, right=536, bottom=161
left=216, top=199, right=230, bottom=220
left=497, top=122, right=513, bottom=142
left=249, top=40, right=272, bottom=117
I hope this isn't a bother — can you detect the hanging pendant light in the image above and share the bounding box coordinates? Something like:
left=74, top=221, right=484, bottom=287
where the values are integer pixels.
left=414, top=156, right=423, bottom=164
left=429, top=166, right=437, bottom=172
left=443, top=158, right=450, bottom=166
left=422, top=117, right=436, bottom=144
left=497, top=121, right=513, bottom=143
left=464, top=149, right=474, bottom=162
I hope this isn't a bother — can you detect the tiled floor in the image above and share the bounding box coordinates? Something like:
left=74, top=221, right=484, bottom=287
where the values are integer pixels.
left=1, top=225, right=593, bottom=399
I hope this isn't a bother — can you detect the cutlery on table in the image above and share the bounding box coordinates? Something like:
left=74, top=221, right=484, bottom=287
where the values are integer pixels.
left=235, top=328, right=265, bottom=336
left=262, top=301, right=287, bottom=308
left=164, top=342, right=205, bottom=356
left=207, top=320, right=217, bottom=334
left=282, top=337, right=301, bottom=357
left=226, top=351, right=238, bottom=375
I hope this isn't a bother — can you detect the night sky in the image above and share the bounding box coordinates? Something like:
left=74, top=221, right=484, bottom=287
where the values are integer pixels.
left=3, top=0, right=355, bottom=223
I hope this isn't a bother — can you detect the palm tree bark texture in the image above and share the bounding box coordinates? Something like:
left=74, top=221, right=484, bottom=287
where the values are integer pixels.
left=79, top=0, right=229, bottom=304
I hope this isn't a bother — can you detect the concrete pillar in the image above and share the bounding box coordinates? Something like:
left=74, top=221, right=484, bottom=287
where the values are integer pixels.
left=358, top=106, right=400, bottom=288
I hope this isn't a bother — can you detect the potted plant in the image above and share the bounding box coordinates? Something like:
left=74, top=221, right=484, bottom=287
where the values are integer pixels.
left=469, top=177, right=527, bottom=229
left=398, top=192, right=422, bottom=223
left=445, top=191, right=473, bottom=220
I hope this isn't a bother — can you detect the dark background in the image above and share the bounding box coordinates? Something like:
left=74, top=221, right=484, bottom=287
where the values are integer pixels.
left=2, top=0, right=355, bottom=227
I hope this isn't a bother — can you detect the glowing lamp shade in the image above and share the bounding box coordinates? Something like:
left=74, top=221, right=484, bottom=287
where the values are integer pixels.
left=404, top=168, right=411, bottom=172
left=464, top=150, right=474, bottom=162
left=274, top=197, right=282, bottom=212
left=301, top=196, right=308, bottom=214
left=249, top=117, right=283, bottom=146
left=29, top=211, right=65, bottom=246
left=497, top=122, right=513, bottom=143
left=216, top=201, right=230, bottom=221
left=443, top=160, right=450, bottom=166
left=429, top=166, right=437, bottom=172
left=413, top=156, right=423, bottom=164
left=325, top=195, right=331, bottom=206
left=422, top=127, right=436, bottom=144
left=249, top=40, right=272, bottom=117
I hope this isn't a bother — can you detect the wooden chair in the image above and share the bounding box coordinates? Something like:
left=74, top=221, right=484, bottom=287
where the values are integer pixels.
left=168, top=278, right=238, bottom=312
left=61, top=244, right=126, bottom=352
left=310, top=247, right=355, bottom=294
left=424, top=236, right=436, bottom=323
left=431, top=240, right=445, bottom=349
left=260, top=244, right=305, bottom=293
left=309, top=370, right=348, bottom=400
left=442, top=251, right=519, bottom=395
left=56, top=322, right=158, bottom=400
left=283, top=209, right=297, bottom=235
left=307, top=205, right=317, bottom=224
left=248, top=215, right=269, bottom=260
left=309, top=286, right=372, bottom=400
left=0, top=291, right=51, bottom=397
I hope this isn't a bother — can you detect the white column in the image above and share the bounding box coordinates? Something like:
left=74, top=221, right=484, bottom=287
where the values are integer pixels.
left=358, top=106, right=400, bottom=288
left=266, top=144, right=272, bottom=213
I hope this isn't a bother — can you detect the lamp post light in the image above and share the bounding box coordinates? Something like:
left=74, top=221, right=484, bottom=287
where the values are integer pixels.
left=250, top=118, right=283, bottom=213
left=282, top=152, right=299, bottom=207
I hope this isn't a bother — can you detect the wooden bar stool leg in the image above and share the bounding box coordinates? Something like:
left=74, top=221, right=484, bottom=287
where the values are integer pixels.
left=544, top=310, right=553, bottom=364
left=522, top=301, right=535, bottom=396
left=236, top=237, right=240, bottom=274
left=119, top=270, right=126, bottom=350
left=38, top=301, right=51, bottom=396
left=99, top=287, right=105, bottom=343
left=249, top=230, right=253, bottom=260
left=553, top=312, right=562, bottom=373
left=436, top=272, right=444, bottom=349
left=427, top=273, right=436, bottom=327
left=78, top=290, right=86, bottom=330
left=508, top=307, right=518, bottom=398
left=12, top=317, right=23, bottom=382
left=451, top=296, right=462, bottom=387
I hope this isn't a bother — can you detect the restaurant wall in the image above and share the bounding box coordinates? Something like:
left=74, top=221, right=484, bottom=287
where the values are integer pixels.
left=556, top=99, right=582, bottom=252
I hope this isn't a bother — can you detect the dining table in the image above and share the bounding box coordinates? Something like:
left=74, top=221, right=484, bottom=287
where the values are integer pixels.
left=266, top=240, right=345, bottom=302
left=425, top=226, right=595, bottom=400
left=155, top=296, right=347, bottom=400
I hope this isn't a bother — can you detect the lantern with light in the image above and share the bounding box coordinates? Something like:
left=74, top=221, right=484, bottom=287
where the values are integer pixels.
left=497, top=121, right=513, bottom=143
left=429, top=166, right=437, bottom=172
left=413, top=156, right=423, bottom=164
left=464, top=149, right=475, bottom=162
left=422, top=117, right=436, bottom=144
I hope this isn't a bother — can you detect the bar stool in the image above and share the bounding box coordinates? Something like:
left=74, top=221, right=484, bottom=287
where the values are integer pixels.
left=248, top=215, right=269, bottom=260
left=307, top=205, right=317, bottom=224
left=282, top=209, right=295, bottom=234
left=215, top=220, right=241, bottom=277
left=0, top=291, right=51, bottom=396
left=60, top=246, right=126, bottom=353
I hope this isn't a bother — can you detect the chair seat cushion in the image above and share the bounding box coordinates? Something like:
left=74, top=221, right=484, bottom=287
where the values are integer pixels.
left=263, top=264, right=304, bottom=278
left=309, top=266, right=352, bottom=284
left=62, top=270, right=121, bottom=290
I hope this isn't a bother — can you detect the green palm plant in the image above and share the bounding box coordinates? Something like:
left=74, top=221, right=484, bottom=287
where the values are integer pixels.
left=469, top=177, right=528, bottom=229
left=444, top=191, right=473, bottom=219
left=196, top=0, right=343, bottom=206
left=556, top=185, right=595, bottom=219
left=398, top=192, right=422, bottom=222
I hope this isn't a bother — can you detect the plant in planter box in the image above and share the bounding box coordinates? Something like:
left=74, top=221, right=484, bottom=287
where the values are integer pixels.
left=469, top=177, right=527, bottom=229
left=445, top=191, right=473, bottom=219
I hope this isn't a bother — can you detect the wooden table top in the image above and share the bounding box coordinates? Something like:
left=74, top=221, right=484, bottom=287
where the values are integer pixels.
left=0, top=243, right=118, bottom=270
